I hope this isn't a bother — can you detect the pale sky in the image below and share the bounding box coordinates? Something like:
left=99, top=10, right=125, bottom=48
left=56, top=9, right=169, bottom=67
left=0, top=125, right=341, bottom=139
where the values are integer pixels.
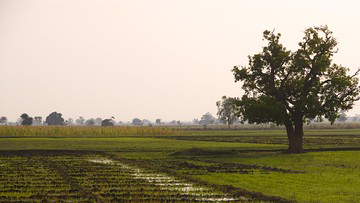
left=1, top=0, right=360, bottom=122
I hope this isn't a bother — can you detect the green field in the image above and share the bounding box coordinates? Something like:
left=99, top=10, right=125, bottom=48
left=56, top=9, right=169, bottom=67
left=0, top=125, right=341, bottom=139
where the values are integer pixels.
left=0, top=126, right=360, bottom=202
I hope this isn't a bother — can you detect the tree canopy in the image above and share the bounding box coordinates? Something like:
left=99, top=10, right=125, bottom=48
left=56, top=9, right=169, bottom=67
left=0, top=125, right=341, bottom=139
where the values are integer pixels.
left=232, top=25, right=360, bottom=153
left=0, top=117, right=7, bottom=125
left=20, top=113, right=33, bottom=126
left=101, top=119, right=114, bottom=126
left=85, top=118, right=95, bottom=126
left=132, top=118, right=143, bottom=126
left=45, top=112, right=65, bottom=125
left=216, top=96, right=238, bottom=128
left=199, top=112, right=216, bottom=125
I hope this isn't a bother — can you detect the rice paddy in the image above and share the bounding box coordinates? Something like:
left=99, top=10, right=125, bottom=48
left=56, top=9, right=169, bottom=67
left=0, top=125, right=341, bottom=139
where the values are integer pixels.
left=0, top=126, right=360, bottom=203
left=0, top=151, right=243, bottom=202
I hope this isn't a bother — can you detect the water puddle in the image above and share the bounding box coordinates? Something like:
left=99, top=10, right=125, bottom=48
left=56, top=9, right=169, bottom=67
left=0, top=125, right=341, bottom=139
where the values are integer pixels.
left=88, top=158, right=114, bottom=164
left=88, top=157, right=242, bottom=202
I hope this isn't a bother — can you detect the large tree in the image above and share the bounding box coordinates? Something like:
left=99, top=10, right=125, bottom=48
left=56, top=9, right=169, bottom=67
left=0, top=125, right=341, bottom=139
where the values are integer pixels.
left=232, top=26, right=360, bottom=153
left=45, top=112, right=65, bottom=125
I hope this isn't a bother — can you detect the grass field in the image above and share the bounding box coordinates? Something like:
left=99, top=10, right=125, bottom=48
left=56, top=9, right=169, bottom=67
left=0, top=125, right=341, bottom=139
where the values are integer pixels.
left=0, top=126, right=359, bottom=202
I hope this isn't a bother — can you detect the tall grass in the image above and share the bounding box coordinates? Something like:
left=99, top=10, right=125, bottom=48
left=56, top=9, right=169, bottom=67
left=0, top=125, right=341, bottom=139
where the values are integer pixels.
left=0, top=126, right=180, bottom=137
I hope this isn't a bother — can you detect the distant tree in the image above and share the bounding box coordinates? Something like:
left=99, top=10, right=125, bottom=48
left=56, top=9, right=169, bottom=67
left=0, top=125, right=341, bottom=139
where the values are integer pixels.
left=67, top=118, right=74, bottom=125
left=232, top=26, right=360, bottom=153
left=45, top=112, right=65, bottom=125
left=192, top=118, right=199, bottom=124
left=33, top=116, right=43, bottom=125
left=142, top=119, right=151, bottom=125
left=176, top=120, right=182, bottom=125
left=132, top=118, right=143, bottom=126
left=76, top=116, right=85, bottom=126
left=16, top=118, right=23, bottom=125
left=199, top=112, right=216, bottom=125
left=101, top=118, right=114, bottom=126
left=170, top=120, right=177, bottom=125
left=0, top=117, right=7, bottom=125
left=216, top=96, right=239, bottom=128
left=20, top=113, right=33, bottom=126
left=85, top=118, right=95, bottom=126
left=352, top=114, right=359, bottom=122
left=337, top=111, right=347, bottom=122
left=95, top=118, right=103, bottom=126
left=155, top=119, right=161, bottom=125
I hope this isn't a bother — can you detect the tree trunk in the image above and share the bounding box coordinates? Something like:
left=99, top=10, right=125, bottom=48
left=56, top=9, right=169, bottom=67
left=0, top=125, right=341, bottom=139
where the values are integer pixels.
left=285, top=118, right=303, bottom=153
left=288, top=131, right=303, bottom=153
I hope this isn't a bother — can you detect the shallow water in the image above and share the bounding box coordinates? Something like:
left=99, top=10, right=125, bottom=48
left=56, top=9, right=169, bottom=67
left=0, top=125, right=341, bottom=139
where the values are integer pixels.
left=88, top=158, right=114, bottom=164
left=88, top=157, right=242, bottom=202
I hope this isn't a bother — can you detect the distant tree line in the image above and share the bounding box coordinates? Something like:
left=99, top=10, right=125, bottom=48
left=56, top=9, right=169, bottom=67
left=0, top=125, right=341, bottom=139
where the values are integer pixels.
left=0, top=108, right=354, bottom=127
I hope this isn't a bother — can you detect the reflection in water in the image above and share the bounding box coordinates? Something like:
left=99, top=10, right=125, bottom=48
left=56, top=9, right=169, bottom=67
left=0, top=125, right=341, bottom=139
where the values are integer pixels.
left=88, top=157, right=242, bottom=202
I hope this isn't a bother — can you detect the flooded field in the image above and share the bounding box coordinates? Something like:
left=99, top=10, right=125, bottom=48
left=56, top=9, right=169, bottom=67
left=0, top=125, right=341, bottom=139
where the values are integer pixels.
left=89, top=157, right=241, bottom=202
left=0, top=151, right=243, bottom=203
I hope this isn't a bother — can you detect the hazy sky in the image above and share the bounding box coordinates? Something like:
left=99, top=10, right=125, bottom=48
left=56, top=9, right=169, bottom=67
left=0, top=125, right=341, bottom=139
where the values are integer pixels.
left=1, top=0, right=360, bottom=122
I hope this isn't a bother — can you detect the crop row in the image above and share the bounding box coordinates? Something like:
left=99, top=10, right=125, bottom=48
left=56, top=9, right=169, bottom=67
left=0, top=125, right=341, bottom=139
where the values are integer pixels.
left=0, top=126, right=179, bottom=137
left=0, top=152, right=242, bottom=202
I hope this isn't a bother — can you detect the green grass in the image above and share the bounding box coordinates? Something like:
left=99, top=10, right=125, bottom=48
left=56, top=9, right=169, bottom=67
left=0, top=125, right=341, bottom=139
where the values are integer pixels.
left=116, top=149, right=360, bottom=203
left=0, top=137, right=284, bottom=152
left=113, top=151, right=360, bottom=203
left=195, top=151, right=360, bottom=203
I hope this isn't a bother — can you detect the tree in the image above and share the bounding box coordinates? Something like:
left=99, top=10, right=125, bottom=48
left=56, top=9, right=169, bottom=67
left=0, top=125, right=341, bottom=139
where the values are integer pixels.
left=232, top=26, right=360, bottom=153
left=142, top=119, right=151, bottom=125
left=352, top=114, right=359, bottom=122
left=76, top=116, right=85, bottom=126
left=33, top=116, right=42, bottom=125
left=155, top=119, right=162, bottom=125
left=199, top=112, right=216, bottom=125
left=45, top=112, right=65, bottom=125
left=95, top=118, right=103, bottom=126
left=132, top=118, right=143, bottom=126
left=85, top=118, right=95, bottom=126
left=67, top=118, right=74, bottom=125
left=337, top=111, right=347, bottom=122
left=216, top=96, right=238, bottom=128
left=101, top=118, right=114, bottom=126
left=20, top=113, right=33, bottom=126
left=192, top=118, right=199, bottom=124
left=0, top=117, right=7, bottom=125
